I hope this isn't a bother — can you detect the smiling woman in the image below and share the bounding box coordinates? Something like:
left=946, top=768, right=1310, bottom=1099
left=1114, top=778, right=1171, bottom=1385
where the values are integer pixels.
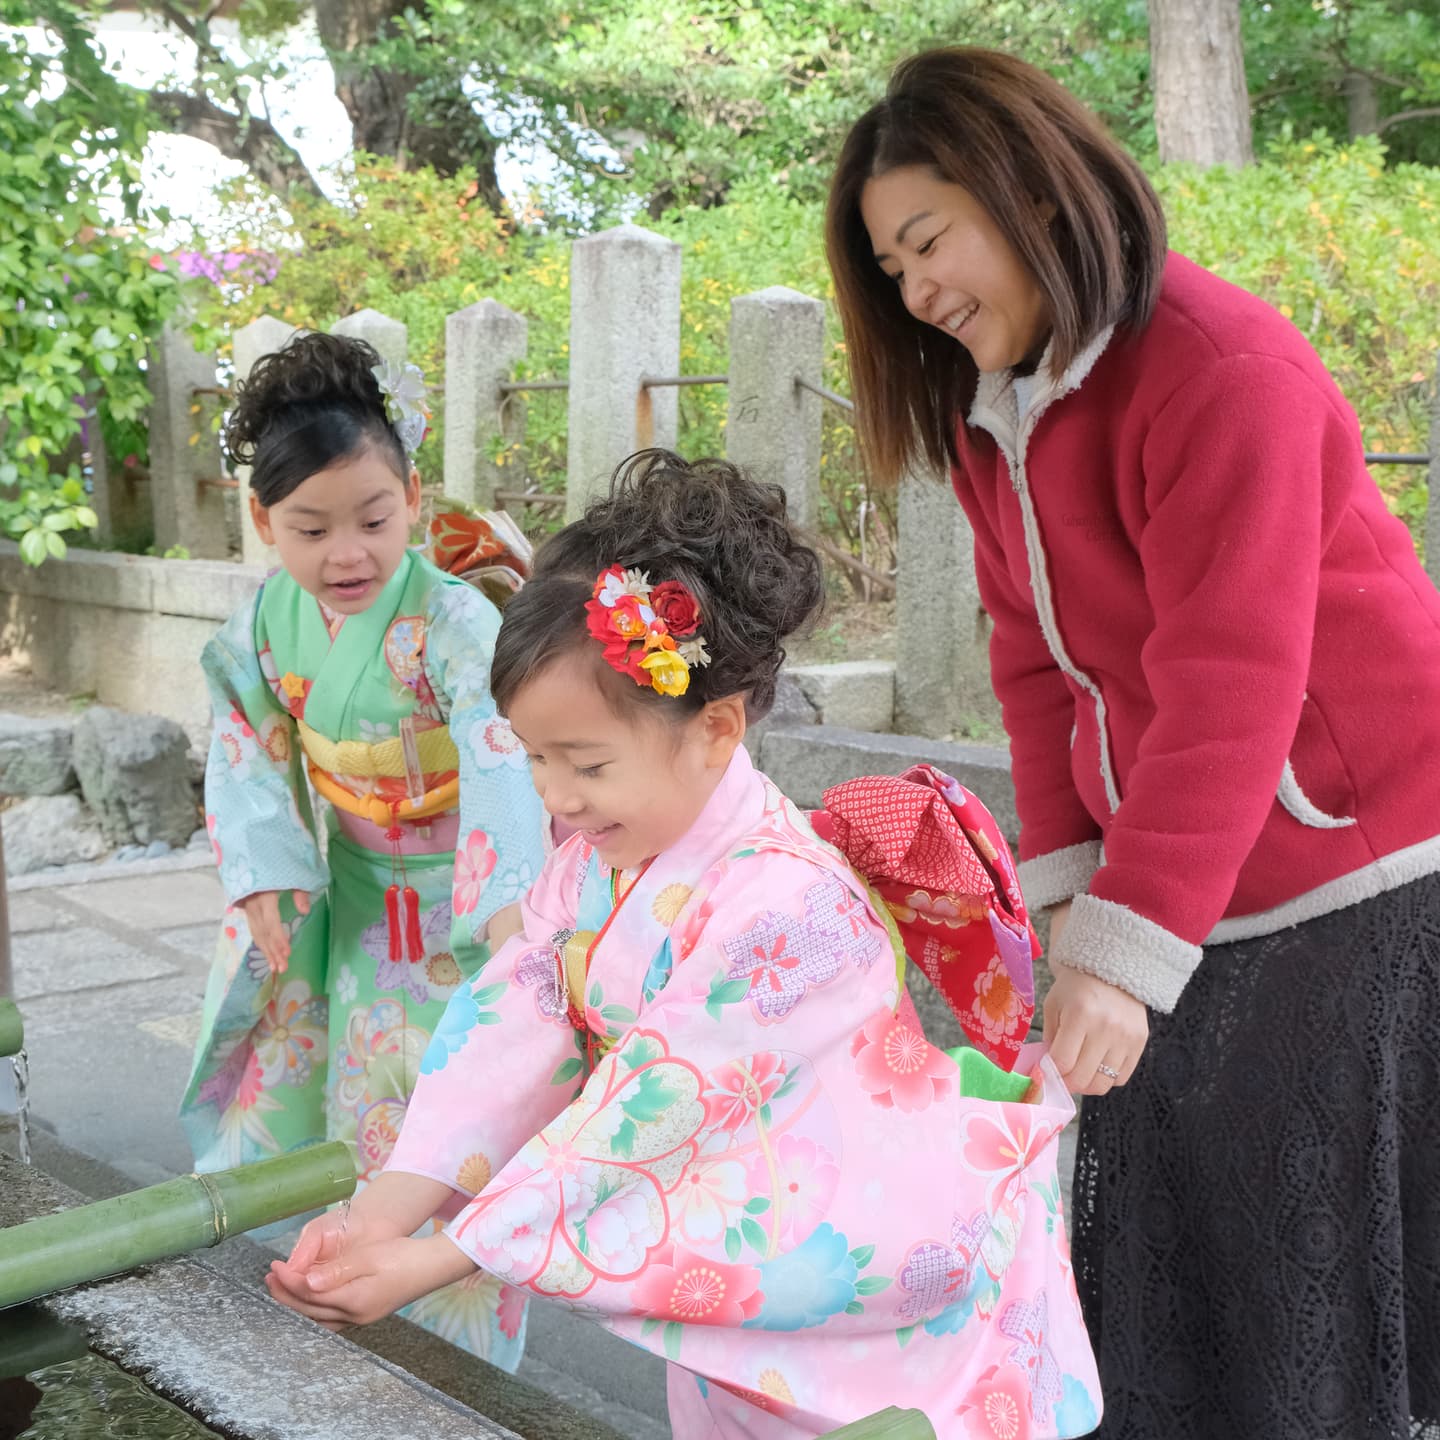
left=827, top=44, right=1440, bottom=1440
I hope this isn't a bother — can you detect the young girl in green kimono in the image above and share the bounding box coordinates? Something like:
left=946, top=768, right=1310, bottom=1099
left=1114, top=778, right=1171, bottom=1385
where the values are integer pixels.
left=180, top=331, right=546, bottom=1366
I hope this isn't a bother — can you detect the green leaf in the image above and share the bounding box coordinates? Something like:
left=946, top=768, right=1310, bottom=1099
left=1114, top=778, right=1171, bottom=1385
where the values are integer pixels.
left=549, top=1057, right=583, bottom=1086
left=849, top=1244, right=875, bottom=1269
left=740, top=1216, right=768, bottom=1254
left=622, top=1035, right=662, bottom=1070
left=896, top=1325, right=916, bottom=1349
left=855, top=1275, right=892, bottom=1295
left=640, top=1317, right=661, bottom=1338
left=18, top=528, right=46, bottom=566
left=610, top=1117, right=637, bottom=1158
left=663, top=1321, right=683, bottom=1360
left=43, top=531, right=65, bottom=559
left=619, top=1067, right=679, bottom=1124
left=600, top=1003, right=637, bottom=1026
left=469, top=983, right=507, bottom=1006
left=743, top=1196, right=771, bottom=1215
left=845, top=1300, right=865, bottom=1315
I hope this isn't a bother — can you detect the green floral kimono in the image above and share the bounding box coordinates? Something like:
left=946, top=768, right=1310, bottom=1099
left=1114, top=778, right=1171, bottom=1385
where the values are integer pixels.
left=179, top=549, right=545, bottom=1366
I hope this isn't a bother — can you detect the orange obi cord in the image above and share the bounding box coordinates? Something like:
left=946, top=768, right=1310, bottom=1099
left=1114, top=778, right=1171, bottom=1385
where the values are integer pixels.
left=307, top=765, right=459, bottom=827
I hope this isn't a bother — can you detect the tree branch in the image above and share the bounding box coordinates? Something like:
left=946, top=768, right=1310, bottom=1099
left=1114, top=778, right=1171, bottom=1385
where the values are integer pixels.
left=1376, top=105, right=1440, bottom=134
left=148, top=88, right=327, bottom=200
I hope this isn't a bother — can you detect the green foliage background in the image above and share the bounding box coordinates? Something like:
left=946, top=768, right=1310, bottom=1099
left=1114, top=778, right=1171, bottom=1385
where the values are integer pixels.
left=190, top=136, right=1440, bottom=556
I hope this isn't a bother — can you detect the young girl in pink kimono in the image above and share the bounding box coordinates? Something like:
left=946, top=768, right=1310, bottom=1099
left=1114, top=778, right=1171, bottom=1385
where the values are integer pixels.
left=267, top=450, right=1101, bottom=1438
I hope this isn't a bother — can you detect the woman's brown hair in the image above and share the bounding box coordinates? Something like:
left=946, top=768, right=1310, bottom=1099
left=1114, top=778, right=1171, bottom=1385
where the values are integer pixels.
left=826, top=47, right=1168, bottom=485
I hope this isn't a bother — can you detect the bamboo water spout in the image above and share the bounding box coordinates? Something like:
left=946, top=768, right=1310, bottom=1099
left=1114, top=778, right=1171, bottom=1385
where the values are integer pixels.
left=0, top=999, right=20, bottom=1059
left=0, top=1142, right=355, bottom=1310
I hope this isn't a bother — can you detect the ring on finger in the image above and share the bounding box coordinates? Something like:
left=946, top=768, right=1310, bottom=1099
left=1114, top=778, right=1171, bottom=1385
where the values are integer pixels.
left=1096, top=1062, right=1120, bottom=1081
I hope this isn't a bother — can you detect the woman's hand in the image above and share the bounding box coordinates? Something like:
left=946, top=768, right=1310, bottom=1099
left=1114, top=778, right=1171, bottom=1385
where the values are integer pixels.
left=1043, top=909, right=1149, bottom=1094
left=239, top=889, right=311, bottom=974
left=266, top=1233, right=474, bottom=1330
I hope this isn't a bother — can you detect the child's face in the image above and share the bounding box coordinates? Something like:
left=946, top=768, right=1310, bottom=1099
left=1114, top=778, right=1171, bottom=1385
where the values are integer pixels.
left=507, top=650, right=743, bottom=873
left=251, top=449, right=421, bottom=615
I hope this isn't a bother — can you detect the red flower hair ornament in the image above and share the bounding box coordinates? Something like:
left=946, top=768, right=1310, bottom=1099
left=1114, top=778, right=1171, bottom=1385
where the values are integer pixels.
left=583, top=565, right=712, bottom=697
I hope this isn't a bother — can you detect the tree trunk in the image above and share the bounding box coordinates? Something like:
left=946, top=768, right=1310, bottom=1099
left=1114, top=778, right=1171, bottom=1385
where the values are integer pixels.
left=310, top=0, right=505, bottom=210
left=149, top=90, right=326, bottom=200
left=1344, top=69, right=1380, bottom=137
left=1147, top=0, right=1253, bottom=166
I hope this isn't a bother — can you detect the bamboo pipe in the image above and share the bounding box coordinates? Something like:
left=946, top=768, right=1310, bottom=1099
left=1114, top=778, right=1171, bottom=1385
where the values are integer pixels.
left=0, top=1142, right=355, bottom=1310
left=0, top=999, right=20, bottom=1059
left=818, top=1408, right=938, bottom=1439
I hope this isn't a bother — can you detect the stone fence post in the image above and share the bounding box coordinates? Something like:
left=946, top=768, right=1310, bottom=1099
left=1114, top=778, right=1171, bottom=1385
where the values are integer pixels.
left=232, top=315, right=297, bottom=566
left=895, top=466, right=1000, bottom=739
left=443, top=300, right=527, bottom=508
left=333, top=308, right=408, bottom=371
left=726, top=287, right=823, bottom=533
left=146, top=325, right=229, bottom=559
left=566, top=224, right=682, bottom=520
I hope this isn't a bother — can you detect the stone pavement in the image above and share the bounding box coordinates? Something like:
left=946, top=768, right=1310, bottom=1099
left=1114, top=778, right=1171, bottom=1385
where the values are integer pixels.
left=0, top=848, right=670, bottom=1439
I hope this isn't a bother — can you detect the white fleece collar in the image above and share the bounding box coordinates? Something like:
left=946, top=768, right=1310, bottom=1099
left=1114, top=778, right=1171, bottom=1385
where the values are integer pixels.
left=967, top=324, right=1116, bottom=456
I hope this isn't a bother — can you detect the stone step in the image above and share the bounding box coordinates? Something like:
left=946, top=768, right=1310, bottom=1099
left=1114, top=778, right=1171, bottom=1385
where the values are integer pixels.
left=758, top=722, right=1015, bottom=837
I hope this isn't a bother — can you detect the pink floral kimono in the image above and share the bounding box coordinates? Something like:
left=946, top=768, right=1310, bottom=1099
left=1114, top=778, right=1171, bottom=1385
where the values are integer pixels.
left=388, top=748, right=1100, bottom=1437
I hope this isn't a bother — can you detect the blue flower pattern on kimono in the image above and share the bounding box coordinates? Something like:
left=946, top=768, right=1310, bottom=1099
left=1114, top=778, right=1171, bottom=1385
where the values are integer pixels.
left=747, top=1223, right=859, bottom=1331
left=420, top=981, right=507, bottom=1074
left=641, top=937, right=674, bottom=1005
left=1055, top=1373, right=1100, bottom=1434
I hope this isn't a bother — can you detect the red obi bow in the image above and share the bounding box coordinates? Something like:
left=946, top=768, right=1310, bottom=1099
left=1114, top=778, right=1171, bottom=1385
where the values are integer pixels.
left=810, top=764, right=1039, bottom=1071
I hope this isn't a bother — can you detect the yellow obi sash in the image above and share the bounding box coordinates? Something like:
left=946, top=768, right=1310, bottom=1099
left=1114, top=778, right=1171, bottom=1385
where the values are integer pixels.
left=298, top=719, right=461, bottom=826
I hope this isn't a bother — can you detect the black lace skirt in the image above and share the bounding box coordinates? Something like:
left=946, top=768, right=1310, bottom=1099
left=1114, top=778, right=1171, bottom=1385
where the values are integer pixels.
left=1071, top=870, right=1440, bottom=1440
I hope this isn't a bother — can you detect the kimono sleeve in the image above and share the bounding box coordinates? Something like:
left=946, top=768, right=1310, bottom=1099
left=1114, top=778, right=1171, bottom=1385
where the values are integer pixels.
left=202, top=590, right=327, bottom=904
left=384, top=837, right=588, bottom=1193
left=423, top=579, right=547, bottom=935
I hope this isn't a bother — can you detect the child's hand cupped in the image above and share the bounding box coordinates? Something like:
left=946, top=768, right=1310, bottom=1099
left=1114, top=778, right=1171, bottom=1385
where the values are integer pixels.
left=265, top=1233, right=474, bottom=1331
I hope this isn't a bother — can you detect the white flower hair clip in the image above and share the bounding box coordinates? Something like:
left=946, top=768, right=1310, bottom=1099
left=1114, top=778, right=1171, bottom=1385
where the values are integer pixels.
left=371, top=359, right=430, bottom=459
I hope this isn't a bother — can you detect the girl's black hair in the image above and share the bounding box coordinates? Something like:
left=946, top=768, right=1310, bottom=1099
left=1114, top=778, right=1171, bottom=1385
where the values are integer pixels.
left=223, top=331, right=408, bottom=505
left=491, top=450, right=824, bottom=722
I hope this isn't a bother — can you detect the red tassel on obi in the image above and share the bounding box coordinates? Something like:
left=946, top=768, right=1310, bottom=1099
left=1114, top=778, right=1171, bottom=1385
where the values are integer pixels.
left=384, top=883, right=403, bottom=962
left=403, top=885, right=424, bottom=962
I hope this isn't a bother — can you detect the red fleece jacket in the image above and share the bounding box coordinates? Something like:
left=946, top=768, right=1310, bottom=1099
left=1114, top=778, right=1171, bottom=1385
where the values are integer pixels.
left=952, top=252, right=1440, bottom=1011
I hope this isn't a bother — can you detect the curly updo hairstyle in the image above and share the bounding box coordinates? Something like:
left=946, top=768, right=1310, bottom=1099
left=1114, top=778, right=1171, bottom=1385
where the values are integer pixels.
left=223, top=331, right=408, bottom=506
left=491, top=450, right=824, bottom=723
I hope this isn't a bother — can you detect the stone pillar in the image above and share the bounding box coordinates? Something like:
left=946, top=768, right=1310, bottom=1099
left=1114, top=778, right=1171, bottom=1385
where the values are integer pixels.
left=147, top=325, right=228, bottom=559
left=232, top=315, right=297, bottom=566
left=725, top=287, right=824, bottom=533
left=1428, top=349, right=1440, bottom=589
left=443, top=299, right=527, bottom=508
left=894, top=466, right=1001, bottom=739
left=332, top=308, right=408, bottom=370
left=566, top=224, right=682, bottom=520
